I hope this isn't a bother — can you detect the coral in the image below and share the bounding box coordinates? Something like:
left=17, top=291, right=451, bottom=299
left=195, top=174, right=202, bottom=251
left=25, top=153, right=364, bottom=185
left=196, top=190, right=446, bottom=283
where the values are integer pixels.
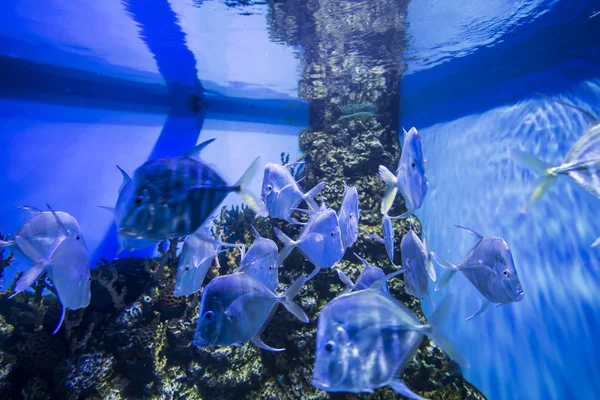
left=15, top=332, right=66, bottom=371
left=338, top=101, right=378, bottom=121
left=61, top=353, right=116, bottom=400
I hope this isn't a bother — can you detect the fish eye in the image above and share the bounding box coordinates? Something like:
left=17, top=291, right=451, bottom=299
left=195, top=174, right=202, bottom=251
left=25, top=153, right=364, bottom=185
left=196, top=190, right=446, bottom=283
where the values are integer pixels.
left=185, top=265, right=190, bottom=271
left=204, top=311, right=214, bottom=320
left=330, top=231, right=335, bottom=237
left=267, top=185, right=273, bottom=192
left=134, top=197, right=143, bottom=205
left=503, top=270, right=510, bottom=277
left=325, top=341, right=335, bottom=353
left=411, top=161, right=416, bottom=168
left=75, top=235, right=80, bottom=241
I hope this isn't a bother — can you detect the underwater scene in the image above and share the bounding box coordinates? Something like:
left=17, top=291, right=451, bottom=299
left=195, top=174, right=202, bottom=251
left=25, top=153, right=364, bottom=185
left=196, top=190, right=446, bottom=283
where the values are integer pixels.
left=0, top=0, right=599, bottom=399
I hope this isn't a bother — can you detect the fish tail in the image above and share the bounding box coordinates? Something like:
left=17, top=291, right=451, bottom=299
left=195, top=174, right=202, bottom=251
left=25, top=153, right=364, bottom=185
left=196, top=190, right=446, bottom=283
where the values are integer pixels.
left=509, top=148, right=557, bottom=208
left=10, top=261, right=47, bottom=297
left=336, top=269, right=355, bottom=293
left=234, top=156, right=268, bottom=217
left=430, top=252, right=458, bottom=291
left=424, top=293, right=469, bottom=366
left=273, top=227, right=296, bottom=265
left=379, top=165, right=398, bottom=215
left=303, top=182, right=325, bottom=211
left=0, top=239, right=14, bottom=249
left=278, top=274, right=309, bottom=323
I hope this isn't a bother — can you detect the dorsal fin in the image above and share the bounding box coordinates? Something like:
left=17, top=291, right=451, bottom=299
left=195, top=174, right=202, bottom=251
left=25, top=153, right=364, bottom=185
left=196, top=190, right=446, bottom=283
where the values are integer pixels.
left=18, top=205, right=41, bottom=215
left=46, top=204, right=69, bottom=237
left=186, top=138, right=216, bottom=158
left=116, top=165, right=131, bottom=194
left=369, top=269, right=404, bottom=292
left=536, top=93, right=599, bottom=124
left=250, top=225, right=261, bottom=239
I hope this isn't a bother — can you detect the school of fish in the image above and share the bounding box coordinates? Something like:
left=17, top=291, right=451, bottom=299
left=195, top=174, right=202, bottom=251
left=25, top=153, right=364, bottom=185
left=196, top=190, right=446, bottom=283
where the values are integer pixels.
left=3, top=93, right=598, bottom=399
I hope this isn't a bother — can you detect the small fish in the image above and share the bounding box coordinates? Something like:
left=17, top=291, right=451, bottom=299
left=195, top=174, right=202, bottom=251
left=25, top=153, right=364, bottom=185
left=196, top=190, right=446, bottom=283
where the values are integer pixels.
left=192, top=273, right=308, bottom=352
left=337, top=253, right=390, bottom=296
left=379, top=127, right=428, bottom=218
left=3, top=205, right=90, bottom=334
left=312, top=278, right=464, bottom=398
left=274, top=207, right=345, bottom=280
left=239, top=225, right=279, bottom=290
left=432, top=225, right=524, bottom=320
left=510, top=94, right=600, bottom=208
left=115, top=139, right=267, bottom=243
left=173, top=225, right=244, bottom=297
left=592, top=237, right=600, bottom=247
left=368, top=214, right=395, bottom=264
left=400, top=225, right=437, bottom=307
left=261, top=162, right=325, bottom=223
left=338, top=184, right=360, bottom=250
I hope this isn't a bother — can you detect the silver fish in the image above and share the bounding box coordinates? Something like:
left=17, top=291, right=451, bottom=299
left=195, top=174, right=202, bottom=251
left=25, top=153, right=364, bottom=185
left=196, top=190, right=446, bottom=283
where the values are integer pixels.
left=261, top=162, right=324, bottom=223
left=239, top=225, right=279, bottom=291
left=338, top=184, right=360, bottom=250
left=400, top=226, right=437, bottom=307
left=312, top=281, right=464, bottom=399
left=274, top=207, right=345, bottom=280
left=511, top=94, right=600, bottom=208
left=592, top=237, right=600, bottom=247
left=432, top=225, right=524, bottom=320
left=379, top=127, right=428, bottom=218
left=369, top=214, right=395, bottom=264
left=337, top=253, right=390, bottom=296
left=2, top=206, right=90, bottom=334
left=173, top=225, right=244, bottom=297
left=192, top=273, right=308, bottom=352
left=115, top=139, right=267, bottom=243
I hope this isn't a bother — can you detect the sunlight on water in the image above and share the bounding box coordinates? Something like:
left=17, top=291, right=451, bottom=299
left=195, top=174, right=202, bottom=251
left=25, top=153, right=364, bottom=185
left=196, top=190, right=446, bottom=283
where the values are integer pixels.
left=418, top=79, right=600, bottom=400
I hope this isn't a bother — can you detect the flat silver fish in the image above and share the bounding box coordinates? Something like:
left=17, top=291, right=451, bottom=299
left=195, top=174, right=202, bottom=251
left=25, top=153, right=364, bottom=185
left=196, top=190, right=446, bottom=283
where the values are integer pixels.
left=511, top=94, right=600, bottom=209
left=115, top=139, right=267, bottom=243
left=239, top=225, right=279, bottom=291
left=312, top=281, right=464, bottom=399
left=369, top=214, right=395, bottom=264
left=337, top=253, right=390, bottom=296
left=192, top=273, right=308, bottom=352
left=173, top=225, right=244, bottom=297
left=338, top=184, right=360, bottom=250
left=2, top=206, right=90, bottom=334
left=400, top=226, right=436, bottom=307
left=261, top=162, right=324, bottom=223
left=432, top=225, right=524, bottom=320
left=275, top=207, right=345, bottom=280
left=379, top=127, right=428, bottom=219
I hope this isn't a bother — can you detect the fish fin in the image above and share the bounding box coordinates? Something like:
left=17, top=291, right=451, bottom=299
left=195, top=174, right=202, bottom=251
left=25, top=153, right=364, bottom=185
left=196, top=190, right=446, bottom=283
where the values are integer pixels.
left=352, top=252, right=371, bottom=268
left=10, top=262, right=46, bottom=297
left=98, top=206, right=116, bottom=214
left=0, top=238, right=15, bottom=249
left=388, top=209, right=414, bottom=220
left=465, top=299, right=490, bottom=321
left=46, top=204, right=69, bottom=237
left=454, top=225, right=484, bottom=240
left=52, top=304, right=66, bottom=335
left=17, top=205, right=41, bottom=215
left=367, top=233, right=385, bottom=244
left=431, top=253, right=458, bottom=291
left=592, top=237, right=600, bottom=247
left=422, top=293, right=468, bottom=366
left=368, top=269, right=404, bottom=291
left=285, top=216, right=306, bottom=226
left=337, top=270, right=355, bottom=293
left=185, top=138, right=217, bottom=158
left=213, top=252, right=222, bottom=269
left=303, top=182, right=325, bottom=211
left=535, top=93, right=599, bottom=124
left=251, top=335, right=285, bottom=352
left=234, top=157, right=268, bottom=217
left=390, top=380, right=428, bottom=400
left=509, top=148, right=552, bottom=175
left=116, top=165, right=131, bottom=194
left=250, top=225, right=261, bottom=239
left=423, top=235, right=437, bottom=281
left=527, top=174, right=557, bottom=209
left=426, top=291, right=436, bottom=309
left=379, top=166, right=398, bottom=215
left=290, top=207, right=316, bottom=216
left=277, top=275, right=309, bottom=323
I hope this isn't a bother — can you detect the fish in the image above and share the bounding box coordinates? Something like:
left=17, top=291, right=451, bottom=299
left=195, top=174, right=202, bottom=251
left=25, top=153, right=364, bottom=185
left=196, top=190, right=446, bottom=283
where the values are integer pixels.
left=260, top=162, right=325, bottom=223
left=431, top=225, right=524, bottom=320
left=311, top=277, right=464, bottom=399
left=173, top=225, right=244, bottom=297
left=379, top=127, right=428, bottom=218
left=274, top=207, right=345, bottom=280
left=192, top=273, right=309, bottom=352
left=510, top=94, right=600, bottom=208
left=368, top=214, right=395, bottom=264
left=400, top=225, right=437, bottom=308
left=3, top=205, right=90, bottom=334
left=115, top=138, right=267, bottom=243
left=338, top=184, right=360, bottom=250
left=336, top=253, right=390, bottom=296
left=592, top=237, right=600, bottom=247
left=239, top=225, right=279, bottom=290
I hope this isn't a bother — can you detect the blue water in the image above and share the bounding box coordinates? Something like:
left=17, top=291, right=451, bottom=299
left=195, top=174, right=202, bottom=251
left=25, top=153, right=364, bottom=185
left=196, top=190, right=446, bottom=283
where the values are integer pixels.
left=1, top=0, right=599, bottom=399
